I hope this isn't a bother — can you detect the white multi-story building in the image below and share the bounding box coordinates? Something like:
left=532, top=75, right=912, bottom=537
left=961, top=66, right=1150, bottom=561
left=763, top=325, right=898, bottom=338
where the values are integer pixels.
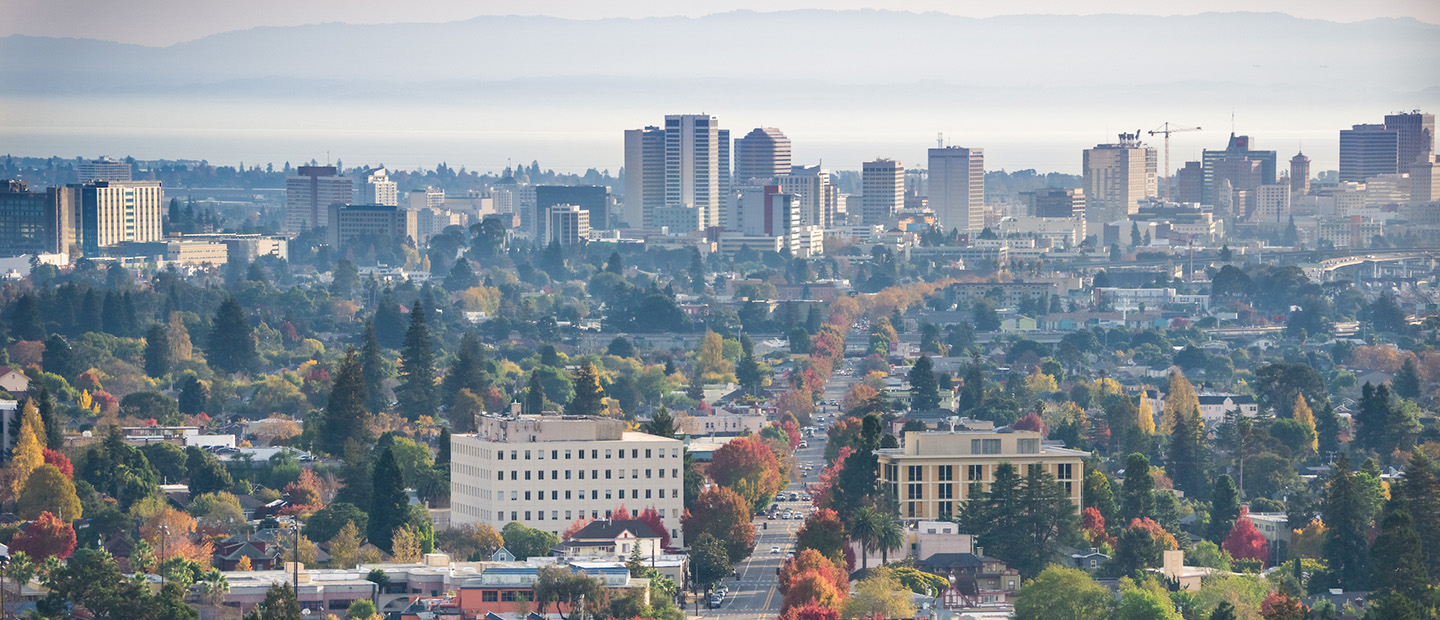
left=77, top=157, right=132, bottom=182
left=625, top=115, right=729, bottom=230
left=996, top=216, right=1087, bottom=246
left=862, top=159, right=904, bottom=226
left=65, top=180, right=164, bottom=256
left=776, top=165, right=834, bottom=228
left=545, top=204, right=591, bottom=247
left=285, top=166, right=353, bottom=234
left=409, top=187, right=446, bottom=210
left=1251, top=184, right=1291, bottom=222
left=1084, top=133, right=1157, bottom=223
left=359, top=168, right=399, bottom=206
left=450, top=416, right=685, bottom=544
left=928, top=146, right=985, bottom=232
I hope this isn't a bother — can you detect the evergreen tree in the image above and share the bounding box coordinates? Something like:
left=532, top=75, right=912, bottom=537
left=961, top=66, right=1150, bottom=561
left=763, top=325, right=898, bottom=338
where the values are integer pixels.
left=208, top=297, right=256, bottom=374
left=1322, top=453, right=1369, bottom=591
left=1082, top=469, right=1118, bottom=528
left=437, top=428, right=451, bottom=465
left=442, top=330, right=489, bottom=404
left=443, top=258, right=480, bottom=292
left=31, top=387, right=63, bottom=451
left=321, top=350, right=371, bottom=457
left=1315, top=401, right=1342, bottom=458
left=9, top=293, right=44, bottom=341
left=909, top=356, right=941, bottom=411
left=1397, top=453, right=1440, bottom=576
left=688, top=247, right=706, bottom=293
left=1393, top=358, right=1422, bottom=399
left=1120, top=453, right=1155, bottom=523
left=1370, top=507, right=1428, bottom=599
left=331, top=258, right=360, bottom=298
left=523, top=371, right=545, bottom=416
left=958, top=359, right=985, bottom=412
left=1167, top=407, right=1208, bottom=499
left=645, top=407, right=675, bottom=438
left=605, top=251, right=624, bottom=274
left=178, top=374, right=208, bottom=415
left=565, top=364, right=606, bottom=416
left=396, top=301, right=438, bottom=421
left=369, top=447, right=409, bottom=553
left=144, top=323, right=173, bottom=378
left=1011, top=464, right=1081, bottom=577
left=735, top=335, right=763, bottom=395
left=42, top=334, right=76, bottom=379
left=1207, top=475, right=1241, bottom=545
left=360, top=320, right=390, bottom=413
left=1209, top=601, right=1237, bottom=620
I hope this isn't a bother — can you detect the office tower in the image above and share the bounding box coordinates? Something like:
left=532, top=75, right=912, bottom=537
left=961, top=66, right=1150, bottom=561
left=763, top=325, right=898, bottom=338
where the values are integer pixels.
left=536, top=185, right=609, bottom=241
left=861, top=159, right=904, bottom=226
left=1175, top=162, right=1204, bottom=204
left=358, top=168, right=398, bottom=206
left=623, top=126, right=665, bottom=228
left=1384, top=111, right=1436, bottom=166
left=1339, top=124, right=1400, bottom=182
left=1411, top=156, right=1440, bottom=205
left=326, top=203, right=418, bottom=247
left=1021, top=188, right=1085, bottom=218
left=408, top=187, right=445, bottom=211
left=1083, top=133, right=1157, bottom=223
left=775, top=165, right=833, bottom=228
left=0, top=180, right=74, bottom=257
left=1202, top=134, right=1277, bottom=204
left=625, top=115, right=728, bottom=230
left=285, top=166, right=352, bottom=234
left=77, top=157, right=132, bottom=182
left=450, top=415, right=685, bottom=543
left=734, top=127, right=792, bottom=182
left=58, top=180, right=164, bottom=256
left=1252, top=185, right=1291, bottom=223
left=545, top=204, right=591, bottom=247
left=1290, top=151, right=1311, bottom=195
left=928, top=147, right=986, bottom=232
left=732, top=185, right=799, bottom=238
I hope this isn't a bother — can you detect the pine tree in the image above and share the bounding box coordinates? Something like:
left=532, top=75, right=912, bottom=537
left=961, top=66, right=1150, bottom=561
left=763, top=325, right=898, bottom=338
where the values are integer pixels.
left=1353, top=382, right=1390, bottom=454
left=396, top=301, right=438, bottom=421
left=1370, top=507, right=1428, bottom=599
left=1322, top=453, right=1369, bottom=591
left=373, top=290, right=407, bottom=349
left=1121, top=453, right=1155, bottom=523
left=144, top=323, right=173, bottom=378
left=565, top=364, right=606, bottom=416
left=909, top=356, right=941, bottom=411
left=1393, top=357, right=1422, bottom=399
left=360, top=320, right=390, bottom=413
left=369, top=447, right=409, bottom=553
left=1167, top=406, right=1208, bottom=499
left=735, top=335, right=763, bottom=395
left=1207, top=475, right=1241, bottom=545
left=523, top=371, right=545, bottom=416
left=1209, top=601, right=1237, bottom=620
left=9, top=293, right=44, bottom=341
left=645, top=407, right=675, bottom=438
left=321, top=350, right=371, bottom=457
left=1315, top=402, right=1342, bottom=458
left=31, top=387, right=62, bottom=451
left=1398, top=453, right=1440, bottom=576
left=443, top=330, right=489, bottom=405
left=208, top=297, right=256, bottom=374
left=41, top=334, right=75, bottom=380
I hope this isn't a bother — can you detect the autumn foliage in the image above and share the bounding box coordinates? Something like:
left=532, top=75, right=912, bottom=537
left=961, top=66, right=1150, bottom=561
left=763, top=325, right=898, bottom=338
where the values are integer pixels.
left=682, top=486, right=755, bottom=562
left=11, top=511, right=77, bottom=561
left=708, top=435, right=783, bottom=511
left=42, top=449, right=73, bottom=478
left=778, top=603, right=840, bottom=620
left=779, top=549, right=848, bottom=595
left=1223, top=508, right=1270, bottom=567
left=1260, top=592, right=1309, bottom=620
left=1081, top=507, right=1113, bottom=547
left=782, top=569, right=844, bottom=613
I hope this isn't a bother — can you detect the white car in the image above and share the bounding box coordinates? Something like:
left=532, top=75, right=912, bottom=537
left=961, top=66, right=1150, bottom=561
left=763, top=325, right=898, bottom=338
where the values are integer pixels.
left=771, top=545, right=782, bottom=554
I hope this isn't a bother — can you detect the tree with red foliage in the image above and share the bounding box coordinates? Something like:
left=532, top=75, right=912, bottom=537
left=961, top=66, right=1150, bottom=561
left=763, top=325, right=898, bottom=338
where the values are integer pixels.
left=11, top=511, right=77, bottom=561
left=811, top=446, right=851, bottom=509
left=782, top=569, right=844, bottom=612
left=42, top=449, right=73, bottom=478
left=610, top=504, right=632, bottom=521
left=779, top=549, right=848, bottom=594
left=1011, top=412, right=1048, bottom=436
left=795, top=509, right=847, bottom=565
left=781, top=420, right=803, bottom=449
left=1081, top=507, right=1112, bottom=547
left=1260, top=592, right=1308, bottom=620
left=632, top=507, right=672, bottom=549
left=709, top=435, right=784, bottom=512
left=562, top=515, right=595, bottom=540
left=1223, top=508, right=1270, bottom=567
left=779, top=603, right=841, bottom=620
left=682, top=486, right=755, bottom=563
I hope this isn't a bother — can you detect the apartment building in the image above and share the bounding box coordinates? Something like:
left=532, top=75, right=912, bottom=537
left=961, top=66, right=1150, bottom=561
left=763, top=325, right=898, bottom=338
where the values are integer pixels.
left=451, top=416, right=685, bottom=545
left=876, top=430, right=1086, bottom=521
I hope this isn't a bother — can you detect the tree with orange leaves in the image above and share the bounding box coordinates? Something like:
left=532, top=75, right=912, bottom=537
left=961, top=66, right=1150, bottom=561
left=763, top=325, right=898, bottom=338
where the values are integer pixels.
left=782, top=569, right=843, bottom=613
left=11, top=511, right=77, bottom=561
left=682, top=486, right=755, bottom=563
left=779, top=603, right=839, bottom=620
left=779, top=549, right=847, bottom=595
left=709, top=435, right=783, bottom=512
left=1223, top=508, right=1270, bottom=567
left=141, top=507, right=214, bottom=566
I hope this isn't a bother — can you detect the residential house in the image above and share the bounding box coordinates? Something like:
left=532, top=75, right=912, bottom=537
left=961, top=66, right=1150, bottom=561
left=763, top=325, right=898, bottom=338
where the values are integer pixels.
left=553, top=519, right=665, bottom=560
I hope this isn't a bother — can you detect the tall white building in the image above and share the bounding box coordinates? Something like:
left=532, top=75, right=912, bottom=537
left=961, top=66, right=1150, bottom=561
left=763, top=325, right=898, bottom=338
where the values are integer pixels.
left=77, top=157, right=132, bottom=182
left=65, top=180, right=164, bottom=256
left=545, top=204, right=592, bottom=247
left=862, top=159, right=905, bottom=226
left=285, top=166, right=353, bottom=234
left=734, top=127, right=792, bottom=182
left=451, top=415, right=686, bottom=544
left=776, top=165, right=834, bottom=228
left=1083, top=133, right=1157, bottom=223
left=625, top=115, right=729, bottom=231
left=1252, top=184, right=1292, bottom=223
left=928, top=147, right=985, bottom=232
left=359, top=168, right=399, bottom=206
left=409, top=187, right=446, bottom=210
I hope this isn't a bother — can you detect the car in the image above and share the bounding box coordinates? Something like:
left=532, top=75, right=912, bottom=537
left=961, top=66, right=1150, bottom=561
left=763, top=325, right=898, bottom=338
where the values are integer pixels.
left=790, top=492, right=800, bottom=501
left=709, top=598, right=723, bottom=609
left=799, top=441, right=809, bottom=448
left=767, top=513, right=776, bottom=520
left=801, top=493, right=811, bottom=501
left=771, top=545, right=782, bottom=554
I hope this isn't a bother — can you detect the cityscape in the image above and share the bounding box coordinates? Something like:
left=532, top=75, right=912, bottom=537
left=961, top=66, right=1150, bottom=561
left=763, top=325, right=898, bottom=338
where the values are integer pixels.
left=0, top=3, right=1438, bottom=620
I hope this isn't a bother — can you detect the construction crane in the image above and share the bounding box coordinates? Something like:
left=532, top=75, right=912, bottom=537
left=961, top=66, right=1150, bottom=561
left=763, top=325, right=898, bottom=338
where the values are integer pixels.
left=1148, top=122, right=1201, bottom=203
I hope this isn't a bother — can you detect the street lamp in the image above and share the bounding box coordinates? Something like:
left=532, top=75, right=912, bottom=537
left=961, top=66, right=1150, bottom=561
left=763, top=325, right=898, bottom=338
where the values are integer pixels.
left=158, top=525, right=170, bottom=588
left=291, top=522, right=301, bottom=599
left=1, top=554, right=9, bottom=620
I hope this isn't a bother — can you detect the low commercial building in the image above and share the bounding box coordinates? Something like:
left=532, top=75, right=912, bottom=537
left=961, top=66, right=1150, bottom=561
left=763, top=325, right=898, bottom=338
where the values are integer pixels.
left=327, top=203, right=419, bottom=247
left=877, top=430, right=1086, bottom=521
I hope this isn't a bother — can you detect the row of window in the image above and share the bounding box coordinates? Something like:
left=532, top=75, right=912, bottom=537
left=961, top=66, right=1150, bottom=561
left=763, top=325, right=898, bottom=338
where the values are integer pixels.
left=497, top=447, right=678, bottom=461
left=499, top=507, right=675, bottom=523
left=899, top=480, right=1077, bottom=503
left=898, top=462, right=1075, bottom=482
left=499, top=468, right=678, bottom=481
left=498, top=488, right=678, bottom=502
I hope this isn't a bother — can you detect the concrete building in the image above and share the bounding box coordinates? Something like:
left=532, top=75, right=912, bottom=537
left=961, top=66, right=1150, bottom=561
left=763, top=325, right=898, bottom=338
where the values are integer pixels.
left=545, top=204, right=591, bottom=247
left=625, top=115, right=728, bottom=230
left=676, top=411, right=768, bottom=436
left=944, top=281, right=1057, bottom=307
left=359, top=168, right=399, bottom=206
left=928, top=147, right=985, bottom=232
left=734, top=127, right=791, bottom=182
left=1290, top=151, right=1311, bottom=195
left=537, top=185, right=609, bottom=240
left=1202, top=134, right=1277, bottom=204
left=1252, top=184, right=1291, bottom=223
left=1340, top=124, right=1401, bottom=182
left=416, top=208, right=466, bottom=246
left=285, top=166, right=352, bottom=234
left=1083, top=133, right=1156, bottom=223
left=1175, top=161, right=1204, bottom=204
left=1021, top=188, right=1084, bottom=218
left=1383, top=110, right=1436, bottom=167
left=0, top=180, right=74, bottom=257
left=877, top=430, right=1086, bottom=521
left=408, top=187, right=446, bottom=210
left=326, top=203, right=418, bottom=247
left=1411, top=156, right=1440, bottom=205
left=76, top=157, right=132, bottom=182
left=450, top=415, right=685, bottom=544
left=66, top=180, right=164, bottom=256
left=775, top=165, right=835, bottom=228
left=862, top=159, right=905, bottom=226
left=622, top=125, right=666, bottom=228
left=715, top=232, right=784, bottom=258
left=176, top=233, right=288, bottom=262
left=731, top=184, right=799, bottom=242
left=996, top=216, right=1086, bottom=246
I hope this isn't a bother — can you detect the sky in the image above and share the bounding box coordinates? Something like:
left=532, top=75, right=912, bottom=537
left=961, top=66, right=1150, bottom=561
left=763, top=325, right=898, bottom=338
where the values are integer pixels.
left=4, top=0, right=1438, bottom=45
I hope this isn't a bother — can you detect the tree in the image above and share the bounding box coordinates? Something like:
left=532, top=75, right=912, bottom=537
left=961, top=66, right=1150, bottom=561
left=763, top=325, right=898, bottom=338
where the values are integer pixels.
left=783, top=569, right=843, bottom=614
left=1083, top=469, right=1119, bottom=528
left=368, top=448, right=409, bottom=553
left=396, top=301, right=438, bottom=420
left=1322, top=453, right=1369, bottom=591
left=532, top=565, right=604, bottom=620
left=7, top=411, right=44, bottom=497
left=1161, top=372, right=1199, bottom=435
left=1292, top=394, right=1317, bottom=453
left=10, top=511, right=77, bottom=561
left=17, top=464, right=82, bottom=521
left=444, top=258, right=480, bottom=292
left=501, top=522, right=560, bottom=560
left=1222, top=508, right=1270, bottom=567
left=644, top=407, right=675, bottom=438
left=145, top=323, right=173, bottom=378
left=708, top=435, right=783, bottom=512
left=178, top=374, right=209, bottom=415
left=683, top=486, right=756, bottom=563
left=847, top=506, right=881, bottom=571
left=360, top=320, right=390, bottom=413
left=736, top=339, right=764, bottom=395
left=1116, top=588, right=1182, bottom=620
left=1168, top=403, right=1208, bottom=500
left=322, top=350, right=371, bottom=456
left=842, top=568, right=915, bottom=620
left=186, top=447, right=232, bottom=497
left=208, top=297, right=256, bottom=374
left=1396, top=452, right=1440, bottom=576
left=347, top=599, right=378, bottom=620
left=564, top=363, right=606, bottom=416
left=259, top=583, right=300, bottom=620
left=190, top=492, right=247, bottom=535
left=442, top=330, right=489, bottom=405
left=908, top=356, right=941, bottom=411
left=695, top=330, right=733, bottom=383
left=690, top=533, right=732, bottom=589
left=1120, top=453, right=1155, bottom=523
left=1370, top=508, right=1429, bottom=599
left=1110, top=519, right=1177, bottom=576
left=39, top=547, right=197, bottom=620
left=119, top=391, right=181, bottom=425
left=779, top=549, right=847, bottom=595
left=523, top=370, right=545, bottom=416
left=1208, top=475, right=1241, bottom=545
left=1394, top=357, right=1422, bottom=399
left=1013, top=565, right=1113, bottom=620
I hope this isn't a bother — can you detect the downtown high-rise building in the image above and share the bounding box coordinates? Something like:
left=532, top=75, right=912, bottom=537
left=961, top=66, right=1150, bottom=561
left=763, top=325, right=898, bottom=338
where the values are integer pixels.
left=623, top=115, right=729, bottom=231
left=67, top=180, right=164, bottom=256
left=1384, top=111, right=1436, bottom=167
left=358, top=168, right=398, bottom=206
left=1083, top=133, right=1156, bottom=223
left=927, top=146, right=985, bottom=232
left=77, top=157, right=133, bottom=182
left=1021, top=188, right=1085, bottom=218
left=285, top=166, right=353, bottom=234
left=1202, top=134, right=1277, bottom=204
left=0, top=181, right=74, bottom=257
left=1290, top=151, right=1311, bottom=195
left=861, top=159, right=904, bottom=226
left=734, top=127, right=792, bottom=182
left=775, top=165, right=835, bottom=228
left=1339, top=124, right=1400, bottom=182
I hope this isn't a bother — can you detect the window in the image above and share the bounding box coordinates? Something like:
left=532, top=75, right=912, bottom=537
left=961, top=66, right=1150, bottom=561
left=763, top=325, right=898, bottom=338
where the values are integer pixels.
left=537, top=450, right=543, bottom=460
left=565, top=490, right=572, bottom=500
left=632, top=469, right=639, bottom=478
left=593, top=470, right=598, bottom=479
left=511, top=451, right=518, bottom=460
left=908, top=465, right=923, bottom=482
left=606, top=450, right=612, bottom=459
left=1057, top=463, right=1074, bottom=480
left=618, top=449, right=625, bottom=459
left=646, top=449, right=652, bottom=458
left=538, top=511, right=545, bottom=521
left=606, top=470, right=612, bottom=479
left=938, top=484, right=953, bottom=500
left=511, top=511, right=517, bottom=521
left=565, top=510, right=572, bottom=520
left=673, top=448, right=679, bottom=457
left=579, top=450, right=585, bottom=460
left=646, top=489, right=652, bottom=499
left=1064, top=481, right=1073, bottom=495
left=938, top=502, right=952, bottom=519
left=552, top=511, right=559, bottom=521
left=938, top=465, right=954, bottom=482
left=633, top=449, right=639, bottom=458
left=1018, top=438, right=1040, bottom=454
left=606, top=490, right=612, bottom=500
left=566, top=470, right=572, bottom=480
left=524, top=511, right=531, bottom=520
left=981, top=439, right=1002, bottom=454
left=551, top=491, right=558, bottom=500
left=646, top=469, right=652, bottom=479
left=483, top=591, right=499, bottom=602
left=511, top=471, right=517, bottom=480
left=510, top=491, right=517, bottom=500
left=524, top=491, right=531, bottom=500
left=591, top=490, right=598, bottom=499
left=908, top=483, right=922, bottom=500
left=593, top=450, right=599, bottom=459
left=552, top=450, right=559, bottom=460
left=525, top=471, right=531, bottom=481
left=498, top=452, right=505, bottom=461
left=659, top=469, right=666, bottom=478
left=908, top=502, right=916, bottom=518
left=525, top=450, right=531, bottom=460
left=565, top=450, right=572, bottom=459
left=967, top=465, right=984, bottom=481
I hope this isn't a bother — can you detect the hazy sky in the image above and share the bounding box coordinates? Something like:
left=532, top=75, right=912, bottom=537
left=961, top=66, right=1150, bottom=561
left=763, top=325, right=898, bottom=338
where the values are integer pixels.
left=5, top=0, right=1438, bottom=45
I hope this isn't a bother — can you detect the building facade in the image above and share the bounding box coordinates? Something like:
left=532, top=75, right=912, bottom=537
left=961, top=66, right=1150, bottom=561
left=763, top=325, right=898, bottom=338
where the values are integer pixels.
left=1290, top=151, right=1311, bottom=195
left=1083, top=134, right=1157, bottom=223
left=877, top=431, right=1086, bottom=521
left=1383, top=111, right=1436, bottom=167
left=0, top=181, right=73, bottom=257
left=928, top=147, right=985, bottom=232
left=862, top=159, right=905, bottom=226
left=625, top=115, right=729, bottom=230
left=285, top=166, right=353, bottom=234
left=359, top=168, right=399, bottom=206
left=70, top=180, right=164, bottom=256
left=1340, top=124, right=1401, bottom=182
left=622, top=126, right=666, bottom=228
left=326, top=203, right=418, bottom=247
left=536, top=185, right=609, bottom=240
left=734, top=127, right=792, bottom=182
left=1202, top=134, right=1277, bottom=205
left=545, top=204, right=591, bottom=247
left=775, top=165, right=834, bottom=228
left=1022, top=188, right=1085, bottom=218
left=450, top=416, right=686, bottom=544
left=77, top=157, right=132, bottom=182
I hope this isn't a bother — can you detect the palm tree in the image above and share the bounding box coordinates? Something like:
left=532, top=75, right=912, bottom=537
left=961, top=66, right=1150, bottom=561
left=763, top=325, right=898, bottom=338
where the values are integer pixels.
left=200, top=569, right=229, bottom=608
left=874, top=513, right=906, bottom=566
left=849, top=507, right=882, bottom=571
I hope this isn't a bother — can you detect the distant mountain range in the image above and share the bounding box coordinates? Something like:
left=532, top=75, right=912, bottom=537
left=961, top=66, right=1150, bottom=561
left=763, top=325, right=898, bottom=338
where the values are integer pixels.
left=3, top=10, right=1436, bottom=96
